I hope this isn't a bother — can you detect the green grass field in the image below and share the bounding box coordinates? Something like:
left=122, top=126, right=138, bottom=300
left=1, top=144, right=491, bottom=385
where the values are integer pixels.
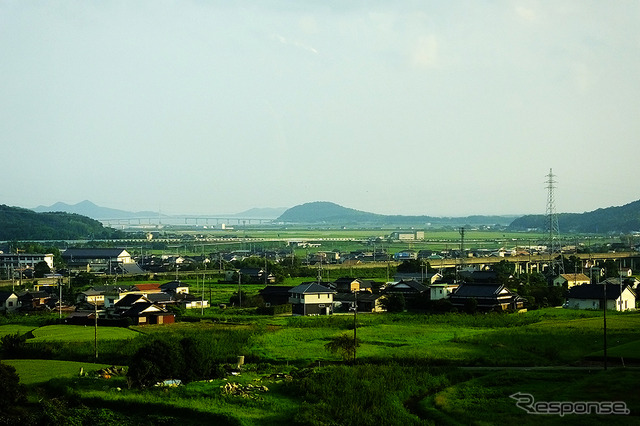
left=3, top=359, right=116, bottom=385
left=4, top=308, right=640, bottom=425
left=0, top=324, right=38, bottom=338
left=29, top=324, right=140, bottom=342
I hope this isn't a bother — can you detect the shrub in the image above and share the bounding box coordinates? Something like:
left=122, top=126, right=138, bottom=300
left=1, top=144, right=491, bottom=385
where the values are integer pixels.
left=0, top=332, right=28, bottom=359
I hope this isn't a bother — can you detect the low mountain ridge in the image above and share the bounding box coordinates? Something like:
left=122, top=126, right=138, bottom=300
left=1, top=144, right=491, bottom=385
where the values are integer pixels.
left=508, top=199, right=640, bottom=233
left=276, top=202, right=516, bottom=226
left=0, top=204, right=124, bottom=240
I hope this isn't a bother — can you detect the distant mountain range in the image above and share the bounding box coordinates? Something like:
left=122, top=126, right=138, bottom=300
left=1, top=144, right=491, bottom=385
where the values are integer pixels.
left=31, top=201, right=287, bottom=220
left=32, top=200, right=161, bottom=219
left=25, top=198, right=640, bottom=233
left=276, top=202, right=517, bottom=227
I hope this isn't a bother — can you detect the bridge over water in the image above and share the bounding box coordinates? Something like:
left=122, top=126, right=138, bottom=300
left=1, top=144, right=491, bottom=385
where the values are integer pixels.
left=101, top=216, right=273, bottom=228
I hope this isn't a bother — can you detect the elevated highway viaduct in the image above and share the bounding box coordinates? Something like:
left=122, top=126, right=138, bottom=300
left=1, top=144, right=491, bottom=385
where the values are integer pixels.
left=425, top=252, right=640, bottom=274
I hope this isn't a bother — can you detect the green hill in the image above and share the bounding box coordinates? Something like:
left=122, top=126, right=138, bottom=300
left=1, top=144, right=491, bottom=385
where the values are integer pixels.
left=0, top=204, right=124, bottom=240
left=276, top=202, right=516, bottom=226
left=508, top=199, right=640, bottom=233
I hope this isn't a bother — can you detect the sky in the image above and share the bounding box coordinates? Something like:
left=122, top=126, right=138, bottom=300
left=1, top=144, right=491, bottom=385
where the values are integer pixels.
left=1, top=1, right=639, bottom=217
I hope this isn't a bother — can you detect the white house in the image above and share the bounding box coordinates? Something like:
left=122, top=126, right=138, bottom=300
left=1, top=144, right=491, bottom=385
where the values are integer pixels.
left=553, top=273, right=591, bottom=288
left=0, top=291, right=19, bottom=313
left=566, top=283, right=636, bottom=311
left=429, top=283, right=459, bottom=301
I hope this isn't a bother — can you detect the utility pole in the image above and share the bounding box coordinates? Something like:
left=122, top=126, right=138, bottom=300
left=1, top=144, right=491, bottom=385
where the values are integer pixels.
left=238, top=271, right=242, bottom=308
left=353, top=290, right=358, bottom=364
left=94, top=302, right=98, bottom=359
left=603, top=282, right=607, bottom=370
left=459, top=227, right=466, bottom=278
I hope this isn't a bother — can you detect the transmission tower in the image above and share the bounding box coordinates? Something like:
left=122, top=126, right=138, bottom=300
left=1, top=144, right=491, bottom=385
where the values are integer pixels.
left=545, top=169, right=564, bottom=276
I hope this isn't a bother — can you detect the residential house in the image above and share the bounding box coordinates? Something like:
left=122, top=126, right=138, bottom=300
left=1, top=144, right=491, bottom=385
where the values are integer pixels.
left=393, top=272, right=442, bottom=285
left=333, top=292, right=386, bottom=313
left=553, top=273, right=591, bottom=288
left=429, top=283, right=459, bottom=301
left=449, top=283, right=525, bottom=311
left=566, top=283, right=636, bottom=311
left=77, top=289, right=105, bottom=306
left=259, top=286, right=294, bottom=306
left=289, top=282, right=336, bottom=316
left=17, top=290, right=56, bottom=311
left=0, top=291, right=19, bottom=313
left=130, top=283, right=163, bottom=296
left=160, top=281, right=190, bottom=295
left=333, top=277, right=373, bottom=293
left=384, top=280, right=427, bottom=296
left=112, top=294, right=175, bottom=324
left=175, top=293, right=209, bottom=310
left=225, top=268, right=275, bottom=284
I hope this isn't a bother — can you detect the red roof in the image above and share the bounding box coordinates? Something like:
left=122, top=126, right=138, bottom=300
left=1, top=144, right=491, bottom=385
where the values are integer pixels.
left=133, top=283, right=162, bottom=292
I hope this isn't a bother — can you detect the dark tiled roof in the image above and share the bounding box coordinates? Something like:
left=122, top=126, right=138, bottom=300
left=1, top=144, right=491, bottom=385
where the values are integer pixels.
left=62, top=248, right=129, bottom=258
left=259, top=286, right=293, bottom=295
left=452, top=284, right=507, bottom=298
left=385, top=280, right=427, bottom=293
left=147, top=293, right=174, bottom=303
left=289, top=282, right=336, bottom=294
left=0, top=291, right=16, bottom=302
left=160, top=281, right=188, bottom=291
left=568, top=283, right=634, bottom=300
left=114, top=294, right=149, bottom=307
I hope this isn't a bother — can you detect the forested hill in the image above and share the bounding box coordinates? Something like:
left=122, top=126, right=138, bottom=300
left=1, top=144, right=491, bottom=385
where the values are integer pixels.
left=0, top=205, right=124, bottom=240
left=276, top=202, right=516, bottom=226
left=508, top=199, right=640, bottom=233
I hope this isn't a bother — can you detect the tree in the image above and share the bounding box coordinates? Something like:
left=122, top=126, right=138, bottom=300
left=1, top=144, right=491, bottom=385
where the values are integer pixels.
left=128, top=339, right=182, bottom=388
left=380, top=293, right=405, bottom=312
left=0, top=363, right=26, bottom=413
left=34, top=261, right=51, bottom=278
left=493, top=260, right=514, bottom=286
left=396, top=259, right=425, bottom=273
left=179, top=337, right=210, bottom=383
left=325, top=333, right=360, bottom=362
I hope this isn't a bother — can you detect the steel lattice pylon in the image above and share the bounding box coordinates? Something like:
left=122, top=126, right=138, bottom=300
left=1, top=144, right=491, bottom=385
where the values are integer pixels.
left=545, top=168, right=564, bottom=276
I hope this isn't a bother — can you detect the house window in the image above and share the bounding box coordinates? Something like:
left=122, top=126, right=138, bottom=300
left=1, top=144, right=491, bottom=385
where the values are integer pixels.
left=319, top=304, right=325, bottom=308
left=318, top=294, right=321, bottom=299
left=8, top=301, right=13, bottom=307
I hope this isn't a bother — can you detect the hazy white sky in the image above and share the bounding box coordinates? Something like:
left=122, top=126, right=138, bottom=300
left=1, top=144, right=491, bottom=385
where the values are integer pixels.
left=1, top=1, right=638, bottom=216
